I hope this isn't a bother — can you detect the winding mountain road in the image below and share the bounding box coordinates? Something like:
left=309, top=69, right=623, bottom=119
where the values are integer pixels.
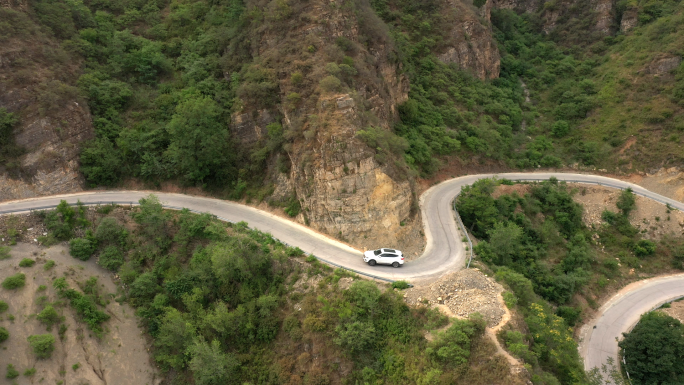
left=2, top=172, right=684, bottom=376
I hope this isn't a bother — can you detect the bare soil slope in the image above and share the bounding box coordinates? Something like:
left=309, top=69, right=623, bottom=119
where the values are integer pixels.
left=0, top=243, right=159, bottom=385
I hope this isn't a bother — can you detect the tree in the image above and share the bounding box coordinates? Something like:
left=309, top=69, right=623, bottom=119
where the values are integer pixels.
left=427, top=319, right=478, bottom=366
left=95, top=217, right=127, bottom=245
left=487, top=221, right=523, bottom=265
left=456, top=179, right=499, bottom=238
left=27, top=334, right=56, bottom=359
left=154, top=308, right=196, bottom=370
left=80, top=138, right=123, bottom=186
left=0, top=326, right=8, bottom=343
left=0, top=108, right=22, bottom=161
left=618, top=312, right=684, bottom=384
left=616, top=188, right=636, bottom=216
left=99, top=246, right=124, bottom=271
left=69, top=238, right=96, bottom=261
left=133, top=195, right=171, bottom=249
left=164, top=96, right=235, bottom=185
left=128, top=272, right=160, bottom=303
left=187, top=339, right=239, bottom=385
left=335, top=321, right=376, bottom=354
left=346, top=280, right=382, bottom=316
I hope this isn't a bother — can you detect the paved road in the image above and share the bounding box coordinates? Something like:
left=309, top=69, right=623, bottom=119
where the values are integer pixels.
left=2, top=172, right=684, bottom=375
left=578, top=274, right=684, bottom=376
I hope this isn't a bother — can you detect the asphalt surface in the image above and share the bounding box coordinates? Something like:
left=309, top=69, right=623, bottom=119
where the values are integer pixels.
left=2, top=172, right=684, bottom=375
left=579, top=274, right=684, bottom=376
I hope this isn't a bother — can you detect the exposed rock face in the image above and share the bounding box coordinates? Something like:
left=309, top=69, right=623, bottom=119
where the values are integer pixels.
left=0, top=0, right=26, bottom=11
left=286, top=93, right=412, bottom=247
left=230, top=110, right=276, bottom=145
left=593, top=0, right=616, bottom=34
left=620, top=8, right=639, bottom=32
left=437, top=0, right=501, bottom=80
left=647, top=55, right=682, bottom=76
left=0, top=6, right=93, bottom=201
left=233, top=0, right=414, bottom=248
left=494, top=0, right=616, bottom=37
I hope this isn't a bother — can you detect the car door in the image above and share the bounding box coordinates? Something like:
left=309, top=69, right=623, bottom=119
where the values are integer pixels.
left=380, top=254, right=392, bottom=265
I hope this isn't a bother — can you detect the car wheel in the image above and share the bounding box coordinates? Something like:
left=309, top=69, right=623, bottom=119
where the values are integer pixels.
left=369, top=260, right=376, bottom=266
left=392, top=262, right=400, bottom=268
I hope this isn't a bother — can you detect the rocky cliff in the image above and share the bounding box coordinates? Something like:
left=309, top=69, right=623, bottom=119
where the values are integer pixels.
left=229, top=0, right=418, bottom=249
left=0, top=4, right=93, bottom=200
left=493, top=0, right=619, bottom=39
left=437, top=0, right=501, bottom=80
left=225, top=0, right=509, bottom=250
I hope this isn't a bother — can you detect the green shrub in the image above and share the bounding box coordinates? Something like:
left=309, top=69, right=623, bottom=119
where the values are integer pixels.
left=95, top=217, right=126, bottom=245
left=556, top=306, right=582, bottom=326
left=426, top=318, right=479, bottom=366
left=0, top=301, right=7, bottom=312
left=319, top=75, right=341, bottom=92
left=502, top=291, right=518, bottom=308
left=128, top=272, right=160, bottom=302
left=6, top=363, right=18, bottom=379
left=616, top=188, right=637, bottom=216
left=27, top=334, right=55, bottom=359
left=69, top=238, right=96, bottom=261
left=551, top=120, right=569, bottom=137
left=44, top=200, right=76, bottom=240
left=37, top=305, right=62, bottom=330
left=99, top=246, right=124, bottom=271
left=634, top=239, right=656, bottom=257
left=19, top=258, right=35, bottom=267
left=2, top=273, right=25, bottom=290
left=0, top=326, right=8, bottom=343
left=44, top=260, right=55, bottom=270
left=391, top=280, right=411, bottom=290
left=291, top=71, right=303, bottom=85
left=0, top=246, right=10, bottom=260
left=284, top=196, right=301, bottom=217
left=23, top=367, right=36, bottom=376
left=334, top=320, right=376, bottom=353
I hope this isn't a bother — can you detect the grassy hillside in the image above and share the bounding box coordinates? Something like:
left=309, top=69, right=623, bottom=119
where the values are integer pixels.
left=581, top=0, right=684, bottom=171
left=491, top=0, right=684, bottom=171
left=31, top=197, right=527, bottom=385
left=458, top=178, right=684, bottom=384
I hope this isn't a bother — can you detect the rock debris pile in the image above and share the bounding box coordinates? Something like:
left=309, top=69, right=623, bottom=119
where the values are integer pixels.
left=405, top=269, right=506, bottom=327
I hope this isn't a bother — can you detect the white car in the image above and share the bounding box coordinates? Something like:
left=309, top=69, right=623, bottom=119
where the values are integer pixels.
left=363, top=248, right=404, bottom=268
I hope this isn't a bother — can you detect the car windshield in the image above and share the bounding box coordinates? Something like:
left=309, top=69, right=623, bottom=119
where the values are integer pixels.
left=374, top=249, right=381, bottom=255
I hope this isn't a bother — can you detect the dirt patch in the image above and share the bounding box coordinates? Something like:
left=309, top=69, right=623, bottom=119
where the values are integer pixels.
left=0, top=243, right=159, bottom=385
left=405, top=268, right=525, bottom=374
left=619, top=137, right=637, bottom=154
left=659, top=299, right=684, bottom=323
left=570, top=183, right=684, bottom=240
left=492, top=184, right=532, bottom=199
left=404, top=269, right=507, bottom=327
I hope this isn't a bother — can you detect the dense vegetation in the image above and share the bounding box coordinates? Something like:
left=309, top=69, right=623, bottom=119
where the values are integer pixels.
left=0, top=108, right=22, bottom=176
left=458, top=179, right=683, bottom=384
left=619, top=311, right=684, bottom=384
left=19, top=0, right=249, bottom=188
left=32, top=197, right=525, bottom=384
left=0, top=0, right=678, bottom=194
